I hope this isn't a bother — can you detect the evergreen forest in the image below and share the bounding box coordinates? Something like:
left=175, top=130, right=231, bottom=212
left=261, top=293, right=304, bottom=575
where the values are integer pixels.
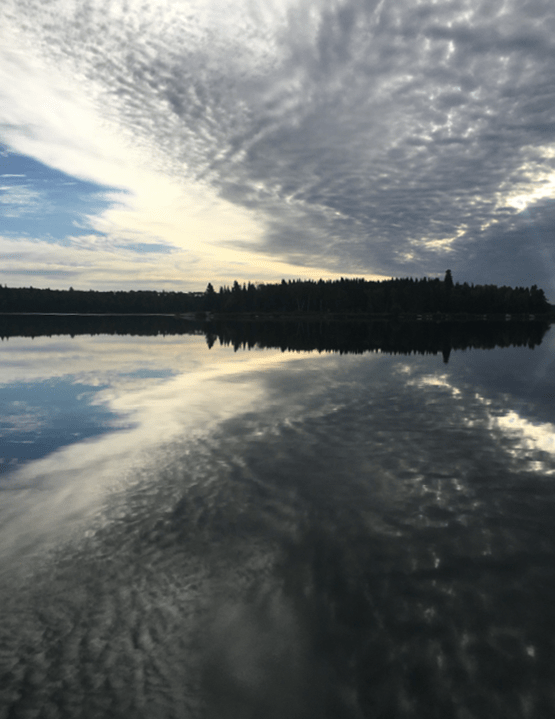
left=0, top=271, right=551, bottom=317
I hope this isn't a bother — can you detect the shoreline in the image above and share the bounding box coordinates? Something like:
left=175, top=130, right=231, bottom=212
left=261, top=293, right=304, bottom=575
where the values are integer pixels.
left=190, top=311, right=555, bottom=323
left=1, top=311, right=554, bottom=323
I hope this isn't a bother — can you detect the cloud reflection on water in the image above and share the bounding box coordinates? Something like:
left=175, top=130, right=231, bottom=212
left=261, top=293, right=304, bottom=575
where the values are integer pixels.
left=0, top=336, right=309, bottom=567
left=2, top=332, right=554, bottom=571
left=0, top=334, right=554, bottom=717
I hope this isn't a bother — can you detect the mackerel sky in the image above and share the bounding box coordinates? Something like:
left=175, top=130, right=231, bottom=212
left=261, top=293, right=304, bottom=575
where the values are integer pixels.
left=1, top=0, right=555, bottom=295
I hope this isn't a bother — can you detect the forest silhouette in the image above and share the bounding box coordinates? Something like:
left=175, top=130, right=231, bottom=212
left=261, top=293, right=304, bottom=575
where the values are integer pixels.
left=0, top=271, right=551, bottom=316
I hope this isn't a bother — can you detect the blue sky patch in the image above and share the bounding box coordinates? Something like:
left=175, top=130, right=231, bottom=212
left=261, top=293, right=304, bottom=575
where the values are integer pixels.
left=116, top=243, right=175, bottom=254
left=0, top=148, right=125, bottom=243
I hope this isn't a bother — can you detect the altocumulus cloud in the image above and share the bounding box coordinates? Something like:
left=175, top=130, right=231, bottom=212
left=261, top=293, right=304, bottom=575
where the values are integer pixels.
left=1, top=0, right=555, bottom=294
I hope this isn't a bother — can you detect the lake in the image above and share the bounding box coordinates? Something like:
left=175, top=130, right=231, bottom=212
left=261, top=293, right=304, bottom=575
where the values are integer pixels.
left=1, top=319, right=554, bottom=718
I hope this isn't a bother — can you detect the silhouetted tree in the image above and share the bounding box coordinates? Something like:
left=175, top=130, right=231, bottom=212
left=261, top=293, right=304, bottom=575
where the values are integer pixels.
left=204, top=282, right=216, bottom=311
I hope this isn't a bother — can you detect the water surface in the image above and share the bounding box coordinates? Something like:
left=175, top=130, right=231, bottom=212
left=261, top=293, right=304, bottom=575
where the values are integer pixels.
left=1, top=326, right=554, bottom=718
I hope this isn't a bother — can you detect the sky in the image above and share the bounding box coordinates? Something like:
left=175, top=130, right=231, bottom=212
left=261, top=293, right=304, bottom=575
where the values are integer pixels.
left=1, top=0, right=555, bottom=296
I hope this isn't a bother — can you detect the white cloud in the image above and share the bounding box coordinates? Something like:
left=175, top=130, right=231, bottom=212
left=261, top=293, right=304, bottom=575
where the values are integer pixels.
left=2, top=6, right=364, bottom=288
left=0, top=14, right=272, bottom=284
left=0, top=185, right=42, bottom=216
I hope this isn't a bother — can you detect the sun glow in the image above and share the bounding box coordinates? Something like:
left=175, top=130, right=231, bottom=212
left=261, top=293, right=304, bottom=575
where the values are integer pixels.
left=497, top=146, right=555, bottom=213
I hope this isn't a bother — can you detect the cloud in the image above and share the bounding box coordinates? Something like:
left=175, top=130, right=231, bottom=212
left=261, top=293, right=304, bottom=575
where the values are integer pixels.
left=1, top=0, right=555, bottom=293
left=457, top=198, right=555, bottom=291
left=0, top=185, right=43, bottom=216
left=0, top=233, right=191, bottom=289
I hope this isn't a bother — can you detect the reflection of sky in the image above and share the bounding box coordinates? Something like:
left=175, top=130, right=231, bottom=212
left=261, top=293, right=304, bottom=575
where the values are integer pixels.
left=2, top=332, right=555, bottom=479
left=0, top=333, right=297, bottom=561
left=1, top=333, right=555, bottom=716
left=0, top=378, right=129, bottom=474
left=1, top=332, right=554, bottom=566
left=0, top=369, right=176, bottom=475
left=448, top=327, right=555, bottom=424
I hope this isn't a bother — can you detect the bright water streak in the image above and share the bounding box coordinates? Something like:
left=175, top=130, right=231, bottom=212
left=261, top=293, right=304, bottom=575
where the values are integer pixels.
left=1, top=331, right=555, bottom=718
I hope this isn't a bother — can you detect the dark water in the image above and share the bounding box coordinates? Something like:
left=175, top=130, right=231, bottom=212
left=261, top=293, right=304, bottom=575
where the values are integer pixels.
left=1, top=328, right=555, bottom=718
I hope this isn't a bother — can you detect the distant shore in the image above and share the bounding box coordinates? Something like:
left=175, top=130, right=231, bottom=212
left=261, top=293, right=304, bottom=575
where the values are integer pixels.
left=1, top=275, right=551, bottom=317
left=187, top=310, right=555, bottom=323
left=1, top=310, right=553, bottom=323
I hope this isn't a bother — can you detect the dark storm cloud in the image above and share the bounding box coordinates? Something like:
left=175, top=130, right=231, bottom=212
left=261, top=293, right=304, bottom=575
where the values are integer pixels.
left=207, top=0, right=555, bottom=284
left=10, top=0, right=555, bottom=291
left=459, top=199, right=555, bottom=290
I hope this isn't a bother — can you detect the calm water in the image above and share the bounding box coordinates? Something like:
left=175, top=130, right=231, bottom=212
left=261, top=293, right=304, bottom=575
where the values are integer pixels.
left=1, top=326, right=555, bottom=718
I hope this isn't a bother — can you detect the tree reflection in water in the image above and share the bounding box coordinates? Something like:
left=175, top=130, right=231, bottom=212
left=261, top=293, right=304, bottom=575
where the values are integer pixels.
left=0, top=314, right=550, bottom=363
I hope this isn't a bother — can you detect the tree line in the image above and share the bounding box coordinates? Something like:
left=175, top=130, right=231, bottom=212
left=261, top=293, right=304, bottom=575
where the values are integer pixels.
left=0, top=285, right=203, bottom=314
left=0, top=271, right=551, bottom=316
left=208, top=271, right=550, bottom=315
